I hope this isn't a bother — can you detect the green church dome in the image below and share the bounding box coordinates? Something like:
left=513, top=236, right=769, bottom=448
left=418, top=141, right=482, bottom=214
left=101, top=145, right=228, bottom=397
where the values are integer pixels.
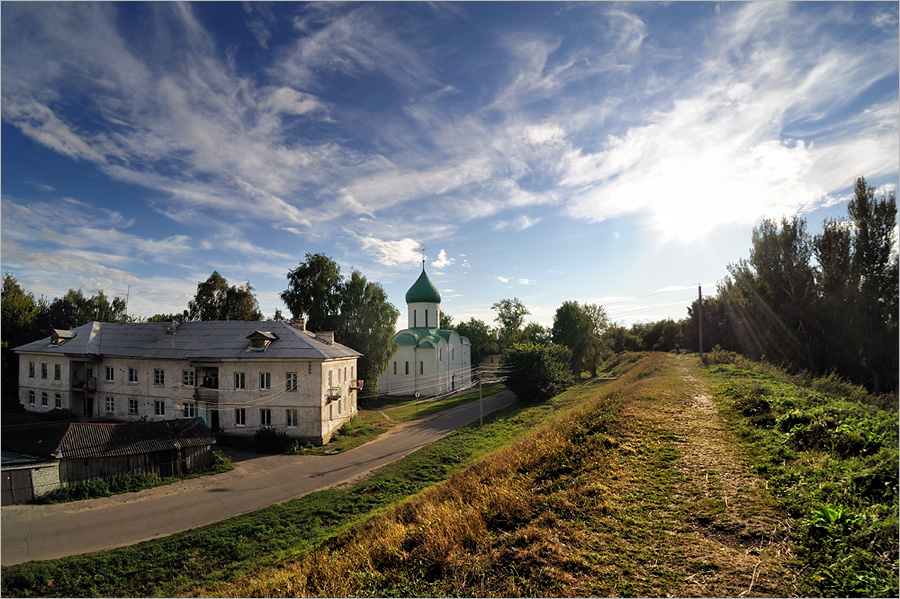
left=405, top=267, right=441, bottom=304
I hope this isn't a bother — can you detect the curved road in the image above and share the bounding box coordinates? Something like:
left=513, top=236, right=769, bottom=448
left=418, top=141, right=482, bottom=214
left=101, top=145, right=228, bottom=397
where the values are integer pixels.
left=1, top=391, right=516, bottom=566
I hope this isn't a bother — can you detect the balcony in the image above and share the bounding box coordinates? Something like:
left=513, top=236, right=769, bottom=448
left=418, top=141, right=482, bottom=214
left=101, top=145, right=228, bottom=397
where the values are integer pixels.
left=325, top=386, right=342, bottom=400
left=194, top=387, right=219, bottom=404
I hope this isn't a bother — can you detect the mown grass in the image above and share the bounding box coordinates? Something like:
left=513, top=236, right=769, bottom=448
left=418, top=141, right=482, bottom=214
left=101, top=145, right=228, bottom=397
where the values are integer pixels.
left=699, top=352, right=899, bottom=597
left=193, top=352, right=798, bottom=598
left=0, top=384, right=577, bottom=598
left=6, top=353, right=891, bottom=597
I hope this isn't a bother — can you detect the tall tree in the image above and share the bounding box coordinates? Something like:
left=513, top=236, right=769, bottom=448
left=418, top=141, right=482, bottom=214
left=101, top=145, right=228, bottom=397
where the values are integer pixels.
left=846, top=177, right=899, bottom=392
left=280, top=253, right=343, bottom=331
left=455, top=317, right=497, bottom=366
left=187, top=271, right=262, bottom=321
left=280, top=255, right=399, bottom=390
left=552, top=301, right=610, bottom=375
left=335, top=269, right=399, bottom=392
left=491, top=297, right=529, bottom=346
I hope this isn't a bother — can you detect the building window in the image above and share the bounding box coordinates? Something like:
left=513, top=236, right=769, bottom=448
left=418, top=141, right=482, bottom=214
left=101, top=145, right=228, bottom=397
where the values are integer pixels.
left=405, top=361, right=409, bottom=375
left=182, top=370, right=195, bottom=386
left=128, top=367, right=138, bottom=383
left=259, top=372, right=271, bottom=390
left=129, top=398, right=139, bottom=415
left=55, top=393, right=62, bottom=409
left=28, top=390, right=35, bottom=406
left=54, top=364, right=61, bottom=380
left=393, top=361, right=397, bottom=375
left=41, top=392, right=49, bottom=407
left=105, top=396, right=115, bottom=413
left=41, top=363, right=48, bottom=379
left=440, top=349, right=443, bottom=361
left=420, top=361, right=424, bottom=375
left=183, top=401, right=196, bottom=418
left=286, top=409, right=298, bottom=427
left=234, top=372, right=245, bottom=389
left=29, top=362, right=35, bottom=378
left=105, top=366, right=115, bottom=382
left=154, top=400, right=165, bottom=418
left=235, top=408, right=246, bottom=426
left=154, top=369, right=165, bottom=386
left=328, top=371, right=333, bottom=387
left=260, top=408, right=272, bottom=427
left=286, top=372, right=298, bottom=391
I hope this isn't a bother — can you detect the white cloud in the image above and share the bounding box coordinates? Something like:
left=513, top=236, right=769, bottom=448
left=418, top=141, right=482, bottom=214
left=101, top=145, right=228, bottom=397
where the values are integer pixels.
left=352, top=234, right=422, bottom=267
left=431, top=249, right=455, bottom=270
left=495, top=275, right=510, bottom=284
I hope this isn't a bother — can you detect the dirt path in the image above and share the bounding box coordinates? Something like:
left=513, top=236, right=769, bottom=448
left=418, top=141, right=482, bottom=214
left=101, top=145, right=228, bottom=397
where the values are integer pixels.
left=595, top=354, right=798, bottom=597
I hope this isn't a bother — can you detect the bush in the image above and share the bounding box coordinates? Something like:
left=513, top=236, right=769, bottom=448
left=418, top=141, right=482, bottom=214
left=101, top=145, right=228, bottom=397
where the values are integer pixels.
left=502, top=342, right=574, bottom=402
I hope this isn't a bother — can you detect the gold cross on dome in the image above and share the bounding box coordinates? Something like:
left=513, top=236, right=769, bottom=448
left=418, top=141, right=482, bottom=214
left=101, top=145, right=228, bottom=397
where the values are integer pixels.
left=419, top=243, right=428, bottom=264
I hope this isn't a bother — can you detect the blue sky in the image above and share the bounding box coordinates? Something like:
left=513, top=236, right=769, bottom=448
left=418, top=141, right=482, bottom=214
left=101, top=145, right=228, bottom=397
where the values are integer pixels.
left=2, top=1, right=898, bottom=331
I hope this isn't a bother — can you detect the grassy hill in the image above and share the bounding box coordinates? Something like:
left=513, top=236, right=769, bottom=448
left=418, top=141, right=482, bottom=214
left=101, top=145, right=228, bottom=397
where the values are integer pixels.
left=3, top=352, right=896, bottom=597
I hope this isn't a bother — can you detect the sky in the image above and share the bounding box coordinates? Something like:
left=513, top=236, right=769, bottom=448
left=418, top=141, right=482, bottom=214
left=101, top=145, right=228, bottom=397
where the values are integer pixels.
left=2, top=1, right=898, bottom=332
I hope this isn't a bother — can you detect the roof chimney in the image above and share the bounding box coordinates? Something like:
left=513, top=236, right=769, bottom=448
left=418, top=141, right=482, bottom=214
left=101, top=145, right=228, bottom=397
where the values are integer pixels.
left=316, top=331, right=334, bottom=345
left=292, top=317, right=306, bottom=331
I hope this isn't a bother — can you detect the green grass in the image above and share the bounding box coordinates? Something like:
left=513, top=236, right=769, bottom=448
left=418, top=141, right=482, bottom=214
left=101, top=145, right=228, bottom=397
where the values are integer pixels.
left=34, top=450, right=234, bottom=504
left=0, top=384, right=573, bottom=598
left=701, top=358, right=899, bottom=597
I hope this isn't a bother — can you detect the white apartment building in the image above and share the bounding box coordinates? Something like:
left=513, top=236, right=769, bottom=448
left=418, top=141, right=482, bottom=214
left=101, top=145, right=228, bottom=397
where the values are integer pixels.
left=14, top=319, right=361, bottom=445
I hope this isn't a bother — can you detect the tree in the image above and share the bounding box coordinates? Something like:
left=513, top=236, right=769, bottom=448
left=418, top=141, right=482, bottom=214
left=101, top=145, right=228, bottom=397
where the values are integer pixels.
left=280, top=255, right=399, bottom=390
left=521, top=321, right=551, bottom=345
left=552, top=301, right=611, bottom=375
left=845, top=177, right=898, bottom=392
left=491, top=297, right=529, bottom=346
left=280, top=253, right=343, bottom=331
left=439, top=311, right=453, bottom=330
left=334, top=269, right=400, bottom=392
left=455, top=317, right=497, bottom=366
left=187, top=271, right=262, bottom=321
left=724, top=216, right=817, bottom=370
left=502, top=342, right=574, bottom=402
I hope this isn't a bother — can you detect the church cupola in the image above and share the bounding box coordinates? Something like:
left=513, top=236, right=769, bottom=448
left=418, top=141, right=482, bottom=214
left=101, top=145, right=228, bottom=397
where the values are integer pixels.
left=406, top=263, right=441, bottom=329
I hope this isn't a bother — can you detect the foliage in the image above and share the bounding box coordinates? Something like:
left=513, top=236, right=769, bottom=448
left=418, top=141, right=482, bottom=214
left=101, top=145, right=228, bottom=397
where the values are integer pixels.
left=1, top=274, right=130, bottom=409
left=36, top=472, right=171, bottom=503
left=551, top=300, right=611, bottom=374
left=280, top=252, right=343, bottom=331
left=684, top=177, right=898, bottom=393
left=335, top=269, right=400, bottom=393
left=455, top=317, right=498, bottom=366
left=706, top=359, right=899, bottom=596
left=279, top=254, right=398, bottom=388
left=491, top=297, right=529, bottom=346
left=502, top=342, right=574, bottom=402
left=187, top=271, right=263, bottom=321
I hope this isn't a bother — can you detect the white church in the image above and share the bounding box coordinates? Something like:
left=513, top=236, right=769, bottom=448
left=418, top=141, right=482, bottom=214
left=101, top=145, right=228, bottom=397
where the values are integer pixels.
left=378, top=264, right=472, bottom=397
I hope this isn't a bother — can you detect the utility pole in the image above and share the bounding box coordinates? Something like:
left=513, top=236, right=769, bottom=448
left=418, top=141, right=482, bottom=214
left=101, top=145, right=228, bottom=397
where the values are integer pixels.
left=479, top=366, right=483, bottom=427
left=698, top=284, right=704, bottom=358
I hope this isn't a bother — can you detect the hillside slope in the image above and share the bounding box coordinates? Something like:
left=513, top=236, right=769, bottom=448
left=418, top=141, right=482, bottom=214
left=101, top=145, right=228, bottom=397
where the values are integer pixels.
left=200, top=353, right=799, bottom=597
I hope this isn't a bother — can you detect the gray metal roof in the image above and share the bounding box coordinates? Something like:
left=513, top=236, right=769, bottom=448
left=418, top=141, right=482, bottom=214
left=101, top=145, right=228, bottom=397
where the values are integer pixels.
left=14, top=320, right=361, bottom=361
left=1, top=419, right=216, bottom=460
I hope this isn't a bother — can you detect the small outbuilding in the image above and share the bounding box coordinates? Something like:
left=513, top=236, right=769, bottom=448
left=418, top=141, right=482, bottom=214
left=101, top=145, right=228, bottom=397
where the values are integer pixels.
left=0, top=418, right=216, bottom=504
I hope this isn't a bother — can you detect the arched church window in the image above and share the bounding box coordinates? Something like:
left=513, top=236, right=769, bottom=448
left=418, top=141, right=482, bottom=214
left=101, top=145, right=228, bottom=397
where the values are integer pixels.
left=405, top=362, right=409, bottom=375
left=420, top=361, right=424, bottom=375
left=393, top=361, right=397, bottom=375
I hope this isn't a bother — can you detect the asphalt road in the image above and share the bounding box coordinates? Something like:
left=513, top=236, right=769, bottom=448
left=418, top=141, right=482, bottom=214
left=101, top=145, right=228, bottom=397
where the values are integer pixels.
left=0, top=390, right=517, bottom=566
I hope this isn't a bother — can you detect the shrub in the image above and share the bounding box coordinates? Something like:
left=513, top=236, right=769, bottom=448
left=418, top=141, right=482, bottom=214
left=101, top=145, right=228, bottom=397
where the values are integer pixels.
left=502, top=342, right=574, bottom=402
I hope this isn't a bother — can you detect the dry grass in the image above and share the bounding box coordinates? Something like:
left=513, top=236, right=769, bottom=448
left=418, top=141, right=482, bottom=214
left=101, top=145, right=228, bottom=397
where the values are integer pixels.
left=196, top=353, right=798, bottom=598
